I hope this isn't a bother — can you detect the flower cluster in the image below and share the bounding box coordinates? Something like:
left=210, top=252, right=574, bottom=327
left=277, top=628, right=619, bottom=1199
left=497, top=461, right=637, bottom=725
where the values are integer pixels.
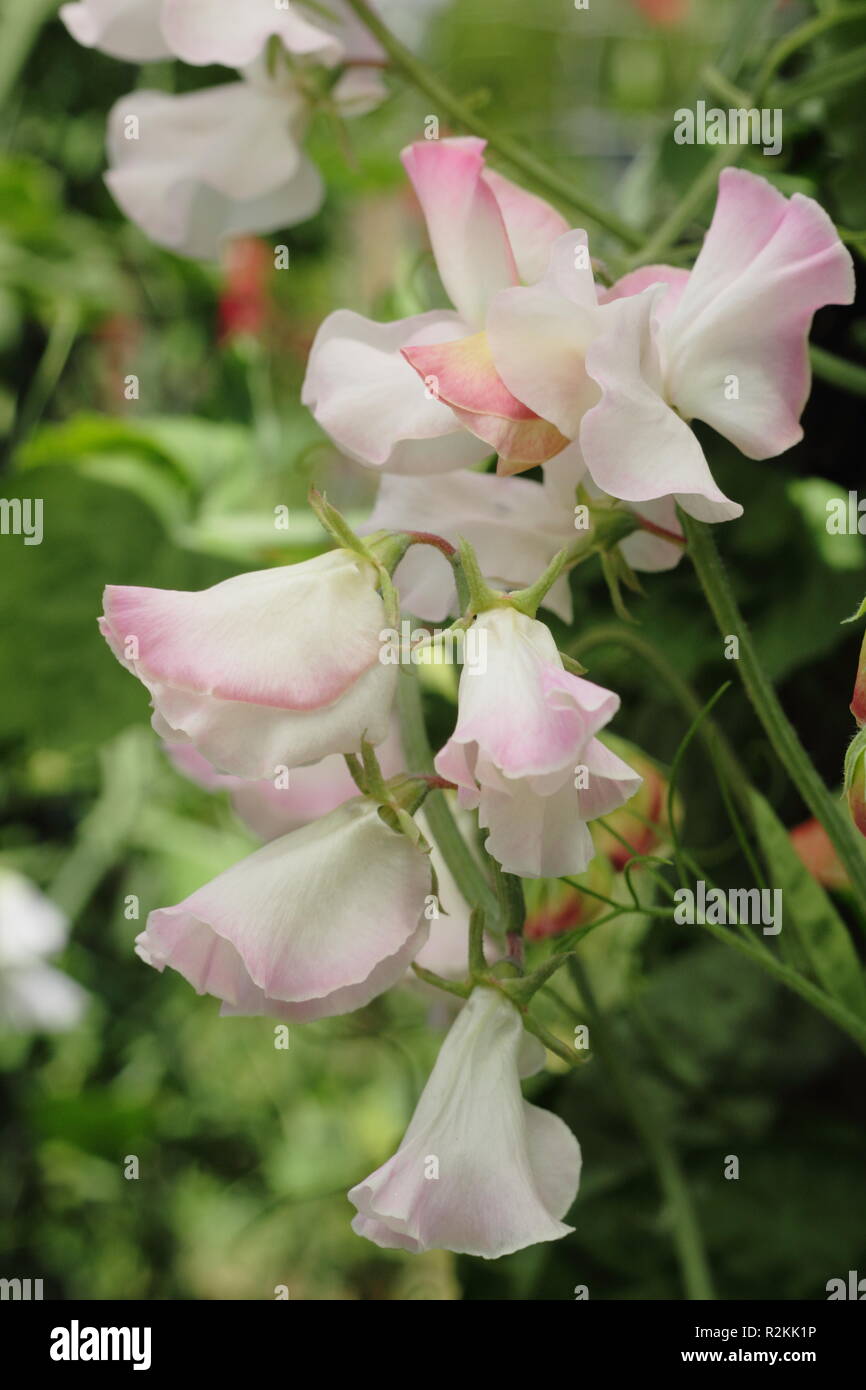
left=60, top=0, right=441, bottom=259
left=81, top=10, right=855, bottom=1265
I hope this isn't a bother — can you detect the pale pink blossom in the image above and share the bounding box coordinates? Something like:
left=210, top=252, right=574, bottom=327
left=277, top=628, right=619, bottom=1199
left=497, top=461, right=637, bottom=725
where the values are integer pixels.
left=302, top=137, right=570, bottom=473
left=100, top=549, right=397, bottom=779
left=349, top=985, right=582, bottom=1257
left=136, top=798, right=432, bottom=1021
left=435, top=606, right=642, bottom=877
left=487, top=169, right=854, bottom=520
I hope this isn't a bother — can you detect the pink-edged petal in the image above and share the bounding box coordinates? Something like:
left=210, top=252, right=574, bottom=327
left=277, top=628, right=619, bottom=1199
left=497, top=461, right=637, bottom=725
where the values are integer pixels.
left=581, top=288, right=742, bottom=522
left=487, top=232, right=601, bottom=440
left=401, top=138, right=518, bottom=328
left=663, top=168, right=855, bottom=458
left=349, top=987, right=578, bottom=1258
left=302, top=308, right=491, bottom=473
left=601, top=263, right=689, bottom=322
left=434, top=739, right=481, bottom=809
left=102, top=550, right=383, bottom=710
left=481, top=168, right=570, bottom=285
left=147, top=659, right=397, bottom=781
left=137, top=800, right=431, bottom=1018
left=444, top=608, right=588, bottom=779
left=403, top=331, right=569, bottom=467
left=577, top=737, right=644, bottom=820
left=542, top=668, right=622, bottom=745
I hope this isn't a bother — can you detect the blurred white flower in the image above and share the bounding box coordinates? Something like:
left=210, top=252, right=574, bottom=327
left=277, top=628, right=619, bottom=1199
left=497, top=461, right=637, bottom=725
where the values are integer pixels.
left=0, top=871, right=88, bottom=1033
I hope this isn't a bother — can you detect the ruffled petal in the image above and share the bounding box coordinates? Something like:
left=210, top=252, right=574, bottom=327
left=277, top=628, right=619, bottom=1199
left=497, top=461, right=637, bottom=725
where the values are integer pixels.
left=486, top=232, right=601, bottom=440
left=403, top=331, right=569, bottom=466
left=302, top=309, right=491, bottom=473
left=137, top=800, right=431, bottom=1019
left=660, top=168, right=856, bottom=458
left=102, top=550, right=384, bottom=710
left=349, top=987, right=579, bottom=1257
left=581, top=288, right=743, bottom=522
left=401, top=138, right=518, bottom=328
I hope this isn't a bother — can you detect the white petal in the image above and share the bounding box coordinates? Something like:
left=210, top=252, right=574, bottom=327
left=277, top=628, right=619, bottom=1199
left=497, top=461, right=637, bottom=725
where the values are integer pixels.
left=302, top=309, right=490, bottom=472
left=60, top=0, right=170, bottom=61
left=349, top=987, right=580, bottom=1257
left=106, top=82, right=322, bottom=260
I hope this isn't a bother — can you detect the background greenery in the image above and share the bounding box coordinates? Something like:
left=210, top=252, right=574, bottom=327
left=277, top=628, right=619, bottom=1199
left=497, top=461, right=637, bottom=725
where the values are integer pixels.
left=1, top=0, right=865, bottom=1300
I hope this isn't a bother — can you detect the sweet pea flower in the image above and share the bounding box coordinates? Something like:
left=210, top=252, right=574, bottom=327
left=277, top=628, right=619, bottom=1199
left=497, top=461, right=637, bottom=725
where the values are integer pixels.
left=302, top=137, right=571, bottom=473
left=136, top=797, right=433, bottom=1021
left=434, top=606, right=642, bottom=877
left=349, top=984, right=582, bottom=1257
left=0, top=871, right=88, bottom=1033
left=104, top=67, right=327, bottom=260
left=165, top=732, right=474, bottom=981
left=99, top=548, right=397, bottom=779
left=364, top=469, right=577, bottom=621
left=365, top=464, right=684, bottom=631
left=61, top=0, right=375, bottom=67
left=485, top=168, right=855, bottom=520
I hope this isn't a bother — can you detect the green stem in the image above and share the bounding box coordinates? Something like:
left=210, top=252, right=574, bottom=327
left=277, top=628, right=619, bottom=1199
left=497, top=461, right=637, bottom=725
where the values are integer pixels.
left=681, top=512, right=866, bottom=919
left=696, top=917, right=866, bottom=1054
left=343, top=0, right=642, bottom=248
left=0, top=0, right=58, bottom=114
left=397, top=667, right=500, bottom=924
left=625, top=144, right=743, bottom=270
left=568, top=957, right=716, bottom=1300
left=753, top=2, right=866, bottom=94
left=810, top=345, right=866, bottom=398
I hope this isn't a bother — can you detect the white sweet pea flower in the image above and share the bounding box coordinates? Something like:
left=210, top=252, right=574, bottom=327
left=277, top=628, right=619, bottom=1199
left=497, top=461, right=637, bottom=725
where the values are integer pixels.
left=61, top=0, right=371, bottom=67
left=349, top=985, right=582, bottom=1257
left=99, top=548, right=398, bottom=779
left=104, top=67, right=324, bottom=260
left=0, top=872, right=88, bottom=1033
left=61, top=0, right=446, bottom=68
left=136, top=798, right=433, bottom=1021
left=435, top=605, right=642, bottom=877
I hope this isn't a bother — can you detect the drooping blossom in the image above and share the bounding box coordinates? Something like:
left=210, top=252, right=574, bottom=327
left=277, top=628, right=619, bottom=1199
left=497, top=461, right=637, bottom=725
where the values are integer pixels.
left=0, top=872, right=88, bottom=1033
left=164, top=731, right=473, bottom=980
left=136, top=798, right=432, bottom=1021
left=349, top=984, right=582, bottom=1257
left=99, top=549, right=397, bottom=779
left=434, top=605, right=642, bottom=877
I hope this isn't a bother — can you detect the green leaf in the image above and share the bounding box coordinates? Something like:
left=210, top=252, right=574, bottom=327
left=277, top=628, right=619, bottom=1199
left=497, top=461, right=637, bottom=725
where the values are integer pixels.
left=749, top=788, right=866, bottom=1018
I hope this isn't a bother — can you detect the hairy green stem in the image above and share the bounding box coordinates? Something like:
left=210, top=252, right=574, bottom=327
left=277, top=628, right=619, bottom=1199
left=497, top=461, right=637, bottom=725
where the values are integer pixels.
left=343, top=0, right=642, bottom=248
left=681, top=513, right=866, bottom=918
left=568, top=957, right=716, bottom=1300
